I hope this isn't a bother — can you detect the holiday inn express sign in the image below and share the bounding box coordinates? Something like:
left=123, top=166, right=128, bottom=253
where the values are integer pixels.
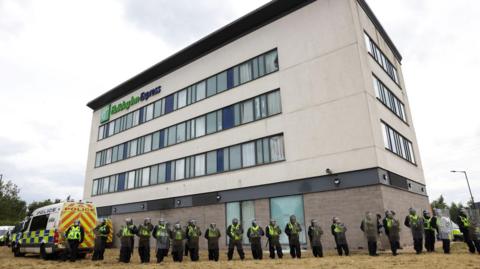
left=100, top=86, right=162, bottom=124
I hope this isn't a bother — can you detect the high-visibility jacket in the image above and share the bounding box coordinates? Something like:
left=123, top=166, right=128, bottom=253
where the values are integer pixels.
left=460, top=216, right=471, bottom=228
left=122, top=226, right=134, bottom=237
left=230, top=224, right=242, bottom=241
left=155, top=225, right=168, bottom=238
left=67, top=226, right=81, bottom=240
left=333, top=224, right=344, bottom=233
left=424, top=217, right=434, bottom=231
left=288, top=222, right=301, bottom=235
left=207, top=228, right=219, bottom=238
left=268, top=225, right=280, bottom=237
left=98, top=225, right=108, bottom=237
left=249, top=225, right=261, bottom=238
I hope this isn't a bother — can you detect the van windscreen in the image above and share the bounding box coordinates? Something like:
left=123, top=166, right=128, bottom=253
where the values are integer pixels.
left=29, top=214, right=49, bottom=231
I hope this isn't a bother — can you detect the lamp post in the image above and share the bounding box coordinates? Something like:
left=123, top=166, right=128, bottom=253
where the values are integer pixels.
left=451, top=170, right=476, bottom=209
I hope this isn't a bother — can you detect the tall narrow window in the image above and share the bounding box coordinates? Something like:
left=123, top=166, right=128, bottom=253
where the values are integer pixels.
left=194, top=154, right=205, bottom=177
left=239, top=62, right=252, bottom=84
left=175, top=159, right=185, bottom=180
left=229, top=145, right=242, bottom=170
left=196, top=81, right=206, bottom=101
left=177, top=89, right=187, bottom=108
left=265, top=50, right=279, bottom=73
left=242, top=142, right=255, bottom=167
left=206, top=151, right=217, bottom=174
left=270, top=136, right=285, bottom=162
left=267, top=91, right=282, bottom=115
left=195, top=117, right=206, bottom=137
left=241, top=100, right=254, bottom=124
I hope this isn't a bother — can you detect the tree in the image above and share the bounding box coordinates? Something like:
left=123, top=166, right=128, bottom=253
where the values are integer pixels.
left=0, top=178, right=27, bottom=225
left=449, top=202, right=464, bottom=224
left=431, top=195, right=448, bottom=209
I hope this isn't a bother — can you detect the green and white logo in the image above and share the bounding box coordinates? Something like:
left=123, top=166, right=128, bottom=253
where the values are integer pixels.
left=100, top=105, right=111, bottom=124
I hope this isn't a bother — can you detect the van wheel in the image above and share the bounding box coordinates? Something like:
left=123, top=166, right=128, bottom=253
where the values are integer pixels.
left=40, top=245, right=49, bottom=260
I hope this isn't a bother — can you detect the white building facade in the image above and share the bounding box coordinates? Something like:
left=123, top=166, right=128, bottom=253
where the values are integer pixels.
left=84, top=0, right=429, bottom=249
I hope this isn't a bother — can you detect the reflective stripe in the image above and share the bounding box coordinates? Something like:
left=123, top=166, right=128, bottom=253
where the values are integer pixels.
left=409, top=215, right=419, bottom=225
left=155, top=225, right=167, bottom=237
left=250, top=226, right=260, bottom=238
left=139, top=226, right=150, bottom=236
left=174, top=230, right=183, bottom=240
left=208, top=228, right=219, bottom=238
left=188, top=226, right=199, bottom=238
left=424, top=218, right=434, bottom=231
left=122, top=226, right=134, bottom=237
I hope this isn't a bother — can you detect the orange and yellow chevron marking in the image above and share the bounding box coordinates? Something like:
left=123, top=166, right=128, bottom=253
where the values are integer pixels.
left=59, top=203, right=97, bottom=249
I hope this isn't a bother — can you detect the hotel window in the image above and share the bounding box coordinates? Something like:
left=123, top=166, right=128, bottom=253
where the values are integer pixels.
left=207, top=76, right=217, bottom=97
left=364, top=32, right=399, bottom=85
left=176, top=122, right=186, bottom=143
left=129, top=140, right=137, bottom=157
left=194, top=154, right=206, bottom=177
left=226, top=201, right=255, bottom=244
left=145, top=103, right=154, bottom=121
left=241, top=100, right=254, bottom=124
left=152, top=131, right=160, bottom=150
left=144, top=135, right=152, bottom=153
left=229, top=145, right=242, bottom=170
left=167, top=126, right=176, bottom=146
left=206, top=151, right=217, bottom=174
left=217, top=71, right=228, bottom=93
left=196, top=81, right=206, bottom=101
left=195, top=117, right=206, bottom=137
left=92, top=180, right=98, bottom=195
left=206, top=112, right=217, bottom=134
left=381, top=122, right=416, bottom=164
left=372, top=75, right=407, bottom=123
left=91, top=134, right=285, bottom=196
left=270, top=195, right=306, bottom=244
left=239, top=62, right=252, bottom=84
left=177, top=89, right=187, bottom=109
left=267, top=91, right=282, bottom=115
left=242, top=142, right=255, bottom=167
left=175, top=159, right=185, bottom=180
left=265, top=50, right=279, bottom=74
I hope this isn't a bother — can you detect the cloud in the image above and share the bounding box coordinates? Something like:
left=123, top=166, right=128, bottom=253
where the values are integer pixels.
left=121, top=0, right=270, bottom=47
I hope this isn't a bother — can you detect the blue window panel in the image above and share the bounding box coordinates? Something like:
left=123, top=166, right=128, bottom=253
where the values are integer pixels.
left=227, top=68, right=234, bottom=89
left=139, top=108, right=144, bottom=124
left=222, top=106, right=234, bottom=130
left=159, top=130, right=165, bottom=148
left=165, top=95, right=174, bottom=114
left=217, top=149, right=224, bottom=173
left=165, top=161, right=171, bottom=182
left=123, top=142, right=128, bottom=159
left=117, top=173, right=125, bottom=191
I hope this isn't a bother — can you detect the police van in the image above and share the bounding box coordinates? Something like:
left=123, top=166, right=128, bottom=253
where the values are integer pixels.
left=10, top=201, right=97, bottom=259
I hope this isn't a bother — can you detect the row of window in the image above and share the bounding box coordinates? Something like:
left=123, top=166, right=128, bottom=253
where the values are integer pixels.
left=364, top=33, right=399, bottom=85
left=381, top=122, right=416, bottom=164
left=92, top=134, right=286, bottom=196
left=98, top=49, right=280, bottom=140
left=372, top=75, right=407, bottom=123
left=95, top=90, right=282, bottom=168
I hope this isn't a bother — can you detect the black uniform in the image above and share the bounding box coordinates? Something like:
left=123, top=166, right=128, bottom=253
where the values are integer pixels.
left=92, top=223, right=109, bottom=260
left=307, top=225, right=323, bottom=257
left=117, top=225, right=138, bottom=263
left=227, top=224, right=245, bottom=260
left=457, top=213, right=480, bottom=254
left=64, top=225, right=85, bottom=262
left=404, top=214, right=424, bottom=254
left=247, top=225, right=265, bottom=260
left=204, top=227, right=221, bottom=261
left=423, top=215, right=436, bottom=252
left=383, top=217, right=400, bottom=256
left=137, top=223, right=153, bottom=263
left=331, top=223, right=349, bottom=256
left=265, top=224, right=283, bottom=259
left=285, top=222, right=302, bottom=258
left=170, top=228, right=185, bottom=262
left=186, top=225, right=202, bottom=261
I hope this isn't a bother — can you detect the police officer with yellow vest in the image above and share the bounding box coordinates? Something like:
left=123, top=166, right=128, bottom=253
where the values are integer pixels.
left=404, top=208, right=424, bottom=254
left=331, top=217, right=349, bottom=256
left=423, top=211, right=435, bottom=252
left=116, top=218, right=138, bottom=263
left=227, top=218, right=245, bottom=260
left=186, top=219, right=202, bottom=261
left=265, top=219, right=283, bottom=259
left=137, top=218, right=153, bottom=263
left=383, top=210, right=400, bottom=256
left=152, top=218, right=170, bottom=263
left=170, top=222, right=186, bottom=262
left=204, top=223, right=221, bottom=261
left=308, top=219, right=323, bottom=257
left=92, top=218, right=109, bottom=261
left=247, top=219, right=265, bottom=260
left=285, top=215, right=302, bottom=259
left=457, top=208, right=480, bottom=254
left=64, top=220, right=84, bottom=262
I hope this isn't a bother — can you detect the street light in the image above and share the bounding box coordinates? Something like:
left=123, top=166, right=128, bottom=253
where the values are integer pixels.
left=451, top=170, right=476, bottom=209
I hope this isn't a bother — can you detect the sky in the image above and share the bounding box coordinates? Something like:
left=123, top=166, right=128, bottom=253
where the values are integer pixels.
left=0, top=0, right=478, bottom=206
